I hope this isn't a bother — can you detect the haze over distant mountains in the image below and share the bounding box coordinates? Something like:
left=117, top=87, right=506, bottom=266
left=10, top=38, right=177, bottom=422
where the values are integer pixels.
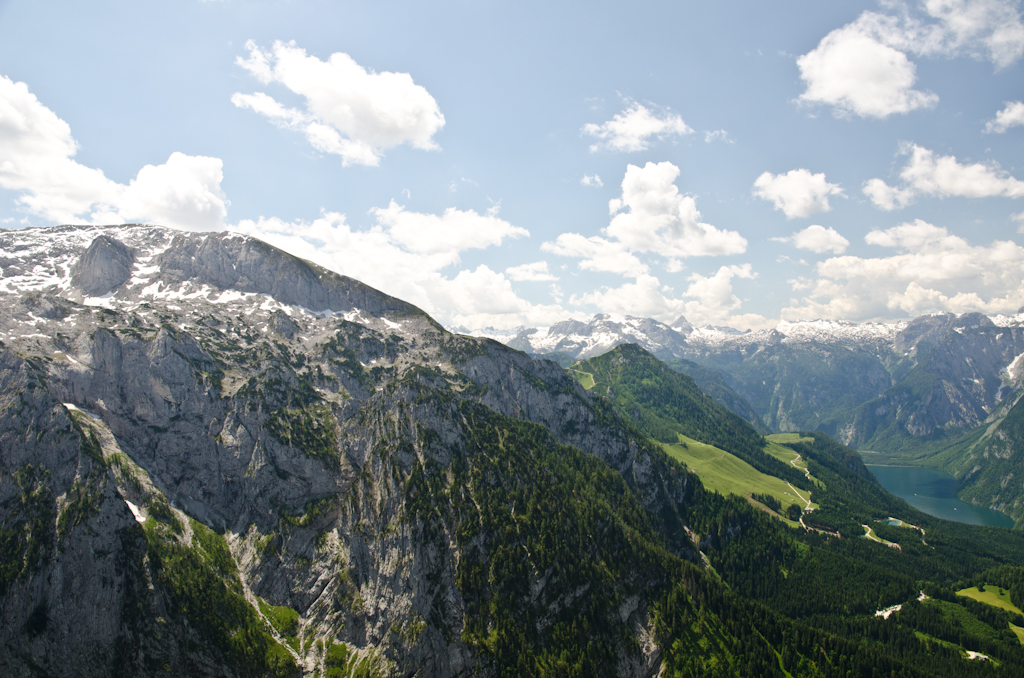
left=5, top=224, right=1024, bottom=677
left=459, top=310, right=1024, bottom=521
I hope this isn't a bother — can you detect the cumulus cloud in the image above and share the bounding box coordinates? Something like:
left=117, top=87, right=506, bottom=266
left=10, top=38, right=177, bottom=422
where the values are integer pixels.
left=0, top=74, right=227, bottom=229
left=914, top=0, right=1024, bottom=67
left=572, top=265, right=763, bottom=327
left=862, top=178, right=918, bottom=211
left=986, top=100, right=1024, bottom=132
left=582, top=101, right=693, bottom=152
left=234, top=205, right=563, bottom=330
left=545, top=162, right=745, bottom=278
left=370, top=201, right=527, bottom=255
left=580, top=174, right=603, bottom=187
left=505, top=261, right=558, bottom=282
left=797, top=1, right=1024, bottom=118
left=752, top=169, right=844, bottom=218
left=772, top=224, right=850, bottom=254
left=864, top=142, right=1024, bottom=209
left=233, top=40, right=445, bottom=166
left=781, top=219, right=1024, bottom=321
left=606, top=162, right=747, bottom=257
left=541, top=233, right=648, bottom=277
left=796, top=18, right=938, bottom=118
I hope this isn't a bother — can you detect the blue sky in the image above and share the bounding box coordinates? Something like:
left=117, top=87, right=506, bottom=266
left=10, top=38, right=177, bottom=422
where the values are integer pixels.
left=1, top=0, right=1023, bottom=330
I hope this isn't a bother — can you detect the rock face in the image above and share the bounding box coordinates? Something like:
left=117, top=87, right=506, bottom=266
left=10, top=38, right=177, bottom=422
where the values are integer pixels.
left=0, top=225, right=706, bottom=677
left=474, top=309, right=1024, bottom=518
left=70, top=234, right=135, bottom=296
left=0, top=350, right=148, bottom=676
left=152, top=232, right=419, bottom=317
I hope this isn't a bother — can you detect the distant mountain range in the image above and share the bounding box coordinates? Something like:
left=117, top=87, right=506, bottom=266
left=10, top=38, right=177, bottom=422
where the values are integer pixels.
left=460, top=311, right=1024, bottom=521
left=5, top=224, right=1024, bottom=676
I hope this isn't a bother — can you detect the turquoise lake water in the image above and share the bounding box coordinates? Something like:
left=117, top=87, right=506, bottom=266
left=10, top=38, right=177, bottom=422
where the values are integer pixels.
left=865, top=465, right=1015, bottom=529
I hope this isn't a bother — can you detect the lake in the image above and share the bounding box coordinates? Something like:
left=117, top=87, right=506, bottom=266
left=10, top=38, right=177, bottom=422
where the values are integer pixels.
left=865, top=465, right=1016, bottom=528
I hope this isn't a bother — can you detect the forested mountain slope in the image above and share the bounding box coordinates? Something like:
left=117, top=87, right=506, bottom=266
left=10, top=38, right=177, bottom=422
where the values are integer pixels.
left=569, top=347, right=1024, bottom=674
left=484, top=311, right=1024, bottom=523
left=1, top=225, right=1024, bottom=677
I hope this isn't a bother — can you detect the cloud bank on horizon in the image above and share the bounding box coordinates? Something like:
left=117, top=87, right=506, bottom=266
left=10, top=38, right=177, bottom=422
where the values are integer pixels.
left=0, top=0, right=1023, bottom=332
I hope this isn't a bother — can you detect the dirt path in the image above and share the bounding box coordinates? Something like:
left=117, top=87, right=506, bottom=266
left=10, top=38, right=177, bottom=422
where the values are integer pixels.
left=789, top=453, right=813, bottom=482
left=862, top=524, right=901, bottom=551
left=786, top=483, right=842, bottom=537
left=884, top=517, right=928, bottom=545
left=787, top=482, right=812, bottom=510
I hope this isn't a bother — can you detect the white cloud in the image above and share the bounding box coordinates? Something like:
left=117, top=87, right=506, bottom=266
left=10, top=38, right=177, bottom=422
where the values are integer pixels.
left=370, top=201, right=526, bottom=255
left=505, top=261, right=558, bottom=282
left=0, top=74, right=227, bottom=229
left=582, top=101, right=693, bottom=152
left=580, top=174, right=603, bottom=187
left=545, top=162, right=745, bottom=278
left=864, top=142, right=1024, bottom=209
left=571, top=265, right=762, bottom=327
left=986, top=100, right=1024, bottom=132
left=234, top=205, right=561, bottom=330
left=772, top=224, right=850, bottom=254
left=862, top=178, right=917, bottom=211
left=781, top=219, right=1024, bottom=321
left=541, top=233, right=648, bottom=277
left=233, top=40, right=445, bottom=166
left=796, top=18, right=938, bottom=118
left=606, top=162, right=747, bottom=257
left=797, top=2, right=1024, bottom=118
left=1014, top=210, right=1024, bottom=232
left=704, top=129, right=733, bottom=144
left=916, top=0, right=1024, bottom=68
left=752, top=169, right=844, bottom=218
left=788, top=276, right=815, bottom=291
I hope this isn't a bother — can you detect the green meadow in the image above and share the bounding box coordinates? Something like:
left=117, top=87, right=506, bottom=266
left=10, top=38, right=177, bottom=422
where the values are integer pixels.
left=956, top=586, right=1024, bottom=617
left=569, top=367, right=595, bottom=390
left=662, top=435, right=815, bottom=514
left=765, top=435, right=820, bottom=485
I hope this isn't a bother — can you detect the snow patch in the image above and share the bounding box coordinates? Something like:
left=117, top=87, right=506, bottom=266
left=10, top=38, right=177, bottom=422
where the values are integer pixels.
left=124, top=500, right=145, bottom=524
left=1004, top=352, right=1024, bottom=383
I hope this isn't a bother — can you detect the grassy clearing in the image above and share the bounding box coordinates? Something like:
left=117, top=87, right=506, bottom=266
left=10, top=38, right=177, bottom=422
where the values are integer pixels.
left=569, top=368, right=595, bottom=390
left=662, top=435, right=815, bottom=513
left=1010, top=623, right=1024, bottom=644
left=957, top=586, right=1024, bottom=617
left=765, top=438, right=821, bottom=485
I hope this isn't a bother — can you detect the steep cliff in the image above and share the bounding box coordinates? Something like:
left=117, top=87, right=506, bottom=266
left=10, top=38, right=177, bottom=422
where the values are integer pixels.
left=0, top=225, right=709, bottom=677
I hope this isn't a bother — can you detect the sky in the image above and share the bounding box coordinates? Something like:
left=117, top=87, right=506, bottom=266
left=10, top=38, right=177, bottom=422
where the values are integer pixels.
left=0, top=0, right=1023, bottom=331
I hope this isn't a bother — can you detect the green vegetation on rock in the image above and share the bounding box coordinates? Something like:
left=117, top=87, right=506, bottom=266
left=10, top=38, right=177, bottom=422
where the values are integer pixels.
left=267, top=402, right=339, bottom=466
left=143, top=517, right=298, bottom=677
left=573, top=345, right=803, bottom=487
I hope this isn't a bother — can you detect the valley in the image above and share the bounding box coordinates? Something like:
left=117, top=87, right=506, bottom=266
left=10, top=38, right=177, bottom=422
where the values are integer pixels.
left=3, top=225, right=1024, bottom=676
left=477, top=310, right=1024, bottom=527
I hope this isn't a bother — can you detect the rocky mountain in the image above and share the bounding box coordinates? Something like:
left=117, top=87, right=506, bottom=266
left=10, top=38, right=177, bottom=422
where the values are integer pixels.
left=487, top=314, right=767, bottom=433
left=0, top=224, right=734, bottom=677
left=474, top=310, right=1024, bottom=519
left=486, top=312, right=1024, bottom=446
left=7, top=224, right=1024, bottom=677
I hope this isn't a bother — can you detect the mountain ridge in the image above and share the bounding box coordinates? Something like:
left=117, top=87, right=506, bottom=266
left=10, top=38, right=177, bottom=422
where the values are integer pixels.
left=4, top=224, right=1024, bottom=676
left=467, top=310, right=1024, bottom=522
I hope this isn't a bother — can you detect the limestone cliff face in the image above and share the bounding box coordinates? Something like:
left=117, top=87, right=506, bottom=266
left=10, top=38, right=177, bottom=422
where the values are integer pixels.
left=0, top=225, right=699, bottom=677
left=837, top=313, right=1024, bottom=450
left=70, top=234, right=135, bottom=296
